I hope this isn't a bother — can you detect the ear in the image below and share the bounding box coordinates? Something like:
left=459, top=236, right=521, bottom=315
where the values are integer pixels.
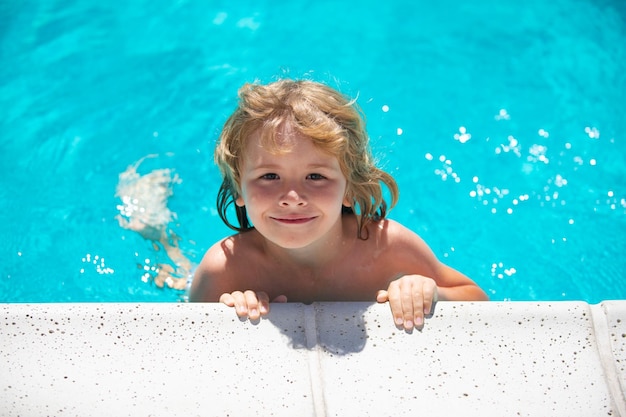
left=235, top=195, right=245, bottom=207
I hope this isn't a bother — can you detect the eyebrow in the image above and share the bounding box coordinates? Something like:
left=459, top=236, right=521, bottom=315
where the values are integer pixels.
left=249, top=163, right=337, bottom=171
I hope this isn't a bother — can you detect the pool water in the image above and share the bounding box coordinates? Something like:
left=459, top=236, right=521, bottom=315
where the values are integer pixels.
left=1, top=0, right=624, bottom=303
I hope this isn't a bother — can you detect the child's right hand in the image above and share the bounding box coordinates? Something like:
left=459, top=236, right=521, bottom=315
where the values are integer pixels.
left=219, top=291, right=288, bottom=321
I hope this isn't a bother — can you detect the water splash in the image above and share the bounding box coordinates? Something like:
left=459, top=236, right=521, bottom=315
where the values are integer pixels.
left=115, top=155, right=190, bottom=290
left=115, top=154, right=180, bottom=241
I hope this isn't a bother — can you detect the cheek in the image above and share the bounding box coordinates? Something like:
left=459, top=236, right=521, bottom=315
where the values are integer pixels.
left=340, top=182, right=352, bottom=207
left=237, top=184, right=269, bottom=208
left=320, top=183, right=350, bottom=208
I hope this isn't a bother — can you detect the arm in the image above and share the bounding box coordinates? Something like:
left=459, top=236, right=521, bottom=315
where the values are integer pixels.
left=376, top=220, right=488, bottom=330
left=190, top=266, right=285, bottom=320
left=188, top=239, right=286, bottom=320
left=188, top=240, right=233, bottom=302
left=435, top=263, right=489, bottom=301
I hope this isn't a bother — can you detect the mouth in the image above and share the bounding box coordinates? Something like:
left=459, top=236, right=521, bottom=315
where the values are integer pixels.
left=271, top=216, right=317, bottom=225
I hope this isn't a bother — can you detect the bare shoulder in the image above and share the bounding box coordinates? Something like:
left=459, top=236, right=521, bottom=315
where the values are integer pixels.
left=188, top=231, right=263, bottom=302
left=362, top=218, right=442, bottom=279
left=370, top=218, right=434, bottom=255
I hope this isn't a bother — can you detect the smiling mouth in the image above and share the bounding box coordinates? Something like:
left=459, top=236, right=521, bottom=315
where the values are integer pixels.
left=271, top=216, right=317, bottom=224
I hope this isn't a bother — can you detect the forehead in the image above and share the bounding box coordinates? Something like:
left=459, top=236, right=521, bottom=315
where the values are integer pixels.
left=250, top=122, right=299, bottom=150
left=242, top=125, right=338, bottom=167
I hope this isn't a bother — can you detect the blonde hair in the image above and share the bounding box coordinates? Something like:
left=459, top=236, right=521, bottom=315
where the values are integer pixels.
left=215, top=79, right=398, bottom=239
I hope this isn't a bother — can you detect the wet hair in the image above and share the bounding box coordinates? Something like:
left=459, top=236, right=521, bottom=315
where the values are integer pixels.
left=215, top=79, right=399, bottom=239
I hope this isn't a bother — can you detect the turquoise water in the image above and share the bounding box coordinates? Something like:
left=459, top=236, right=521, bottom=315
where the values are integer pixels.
left=1, top=0, right=624, bottom=302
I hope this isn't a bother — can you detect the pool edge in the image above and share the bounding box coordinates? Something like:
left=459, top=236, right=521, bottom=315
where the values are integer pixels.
left=1, top=301, right=625, bottom=416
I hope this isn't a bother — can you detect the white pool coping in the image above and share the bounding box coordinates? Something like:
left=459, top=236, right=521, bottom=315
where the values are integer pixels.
left=2, top=301, right=625, bottom=416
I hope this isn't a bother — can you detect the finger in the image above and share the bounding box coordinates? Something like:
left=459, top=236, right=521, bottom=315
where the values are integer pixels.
left=376, top=290, right=389, bottom=303
left=422, top=284, right=438, bottom=316
left=230, top=291, right=249, bottom=318
left=401, top=279, right=417, bottom=330
left=244, top=290, right=261, bottom=320
left=409, top=280, right=427, bottom=328
left=386, top=282, right=405, bottom=328
left=272, top=295, right=288, bottom=303
left=219, top=292, right=235, bottom=307
left=220, top=291, right=249, bottom=318
left=255, top=291, right=270, bottom=316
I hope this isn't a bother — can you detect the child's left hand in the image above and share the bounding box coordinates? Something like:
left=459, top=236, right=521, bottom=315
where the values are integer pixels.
left=376, top=275, right=438, bottom=331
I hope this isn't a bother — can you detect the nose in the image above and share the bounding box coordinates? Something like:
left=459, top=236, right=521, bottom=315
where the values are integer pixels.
left=280, top=188, right=306, bottom=207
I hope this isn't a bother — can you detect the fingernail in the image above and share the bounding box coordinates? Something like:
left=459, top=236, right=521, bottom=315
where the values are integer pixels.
left=405, top=320, right=414, bottom=329
left=250, top=308, right=258, bottom=317
left=415, top=317, right=423, bottom=326
left=395, top=317, right=404, bottom=326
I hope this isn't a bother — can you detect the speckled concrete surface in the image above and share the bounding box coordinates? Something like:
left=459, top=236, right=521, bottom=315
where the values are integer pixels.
left=1, top=302, right=625, bottom=417
left=602, top=301, right=626, bottom=409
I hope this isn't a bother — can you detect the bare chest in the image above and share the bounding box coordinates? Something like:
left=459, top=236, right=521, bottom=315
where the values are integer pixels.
left=253, top=250, right=389, bottom=303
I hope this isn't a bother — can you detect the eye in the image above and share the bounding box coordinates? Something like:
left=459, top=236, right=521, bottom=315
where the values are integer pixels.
left=260, top=173, right=279, bottom=180
left=307, top=173, right=326, bottom=180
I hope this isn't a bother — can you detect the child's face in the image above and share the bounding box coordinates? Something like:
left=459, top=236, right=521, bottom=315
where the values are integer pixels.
left=236, top=125, right=350, bottom=249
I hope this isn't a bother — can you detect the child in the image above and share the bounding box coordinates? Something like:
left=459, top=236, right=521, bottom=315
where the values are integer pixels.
left=189, top=79, right=488, bottom=330
left=116, top=154, right=190, bottom=290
